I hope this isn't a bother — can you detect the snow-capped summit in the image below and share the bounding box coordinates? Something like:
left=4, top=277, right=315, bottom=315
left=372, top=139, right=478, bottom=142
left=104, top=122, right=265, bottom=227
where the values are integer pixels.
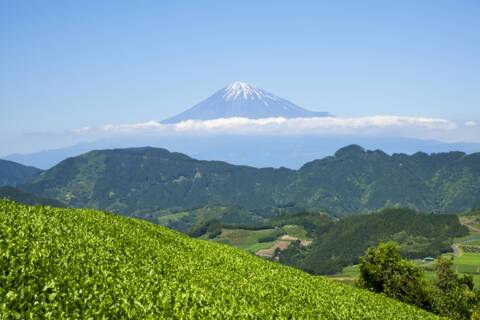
left=223, top=81, right=273, bottom=101
left=162, top=81, right=331, bottom=123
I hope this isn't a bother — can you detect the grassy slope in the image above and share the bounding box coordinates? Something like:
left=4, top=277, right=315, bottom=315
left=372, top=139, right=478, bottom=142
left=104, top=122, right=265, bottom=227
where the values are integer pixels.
left=282, top=224, right=309, bottom=238
left=0, top=201, right=438, bottom=319
left=214, top=228, right=278, bottom=253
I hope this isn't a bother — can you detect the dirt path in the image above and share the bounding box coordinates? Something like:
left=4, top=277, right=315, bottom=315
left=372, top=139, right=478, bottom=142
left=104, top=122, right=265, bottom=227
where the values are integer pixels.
left=451, top=244, right=460, bottom=257
left=279, top=235, right=312, bottom=246
left=256, top=241, right=291, bottom=258
left=467, top=224, right=480, bottom=234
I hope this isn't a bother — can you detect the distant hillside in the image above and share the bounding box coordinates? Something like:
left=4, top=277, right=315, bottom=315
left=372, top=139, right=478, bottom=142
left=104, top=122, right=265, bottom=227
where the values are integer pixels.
left=286, top=145, right=480, bottom=214
left=278, top=208, right=468, bottom=274
left=22, top=147, right=292, bottom=214
left=0, top=200, right=438, bottom=319
left=0, top=186, right=64, bottom=207
left=21, top=145, right=480, bottom=216
left=0, top=159, right=41, bottom=187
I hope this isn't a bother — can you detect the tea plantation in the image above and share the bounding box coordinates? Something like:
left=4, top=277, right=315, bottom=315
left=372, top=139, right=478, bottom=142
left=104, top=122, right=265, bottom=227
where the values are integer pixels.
left=0, top=200, right=439, bottom=319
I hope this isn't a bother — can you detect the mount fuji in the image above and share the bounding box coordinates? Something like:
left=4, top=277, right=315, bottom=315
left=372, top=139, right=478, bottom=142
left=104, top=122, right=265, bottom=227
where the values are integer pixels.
left=162, top=81, right=331, bottom=123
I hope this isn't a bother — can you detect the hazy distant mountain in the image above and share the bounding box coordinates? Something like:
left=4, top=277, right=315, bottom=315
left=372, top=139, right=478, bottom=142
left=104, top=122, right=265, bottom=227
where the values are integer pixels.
left=0, top=159, right=42, bottom=187
left=162, top=81, right=331, bottom=123
left=21, top=145, right=480, bottom=216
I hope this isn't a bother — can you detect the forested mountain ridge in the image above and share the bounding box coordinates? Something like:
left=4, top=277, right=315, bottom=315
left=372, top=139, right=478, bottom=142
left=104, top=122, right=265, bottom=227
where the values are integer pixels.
left=20, top=145, right=480, bottom=216
left=0, top=159, right=42, bottom=187
left=284, top=146, right=480, bottom=213
left=22, top=147, right=293, bottom=214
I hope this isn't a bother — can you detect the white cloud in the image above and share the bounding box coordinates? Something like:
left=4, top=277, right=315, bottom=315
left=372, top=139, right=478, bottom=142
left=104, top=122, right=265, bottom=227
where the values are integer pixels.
left=73, top=116, right=458, bottom=137
left=59, top=115, right=480, bottom=143
left=173, top=116, right=456, bottom=132
left=100, top=121, right=163, bottom=132
left=464, top=121, right=477, bottom=127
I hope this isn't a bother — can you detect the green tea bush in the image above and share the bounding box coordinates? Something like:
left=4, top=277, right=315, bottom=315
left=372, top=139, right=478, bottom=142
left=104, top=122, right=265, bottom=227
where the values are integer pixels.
left=0, top=200, right=438, bottom=319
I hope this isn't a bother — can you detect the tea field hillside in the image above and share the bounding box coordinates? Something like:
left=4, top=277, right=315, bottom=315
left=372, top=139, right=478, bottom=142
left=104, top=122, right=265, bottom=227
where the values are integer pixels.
left=0, top=200, right=439, bottom=319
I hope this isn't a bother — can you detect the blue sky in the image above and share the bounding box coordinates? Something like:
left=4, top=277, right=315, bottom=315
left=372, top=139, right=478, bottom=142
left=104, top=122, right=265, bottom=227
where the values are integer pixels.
left=1, top=1, right=479, bottom=155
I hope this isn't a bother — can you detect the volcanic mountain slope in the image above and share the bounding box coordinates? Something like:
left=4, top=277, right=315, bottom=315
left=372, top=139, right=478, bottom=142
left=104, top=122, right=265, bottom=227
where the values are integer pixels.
left=162, top=81, right=331, bottom=123
left=20, top=145, right=480, bottom=216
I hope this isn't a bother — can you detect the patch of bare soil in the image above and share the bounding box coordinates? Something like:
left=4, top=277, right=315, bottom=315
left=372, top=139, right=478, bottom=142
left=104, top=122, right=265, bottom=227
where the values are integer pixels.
left=256, top=235, right=312, bottom=259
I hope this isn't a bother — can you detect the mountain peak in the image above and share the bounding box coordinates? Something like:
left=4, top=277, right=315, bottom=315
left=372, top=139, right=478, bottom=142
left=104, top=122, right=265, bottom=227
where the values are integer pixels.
left=334, top=145, right=365, bottom=157
left=162, top=82, right=331, bottom=123
left=222, top=81, right=270, bottom=101
left=225, top=81, right=253, bottom=91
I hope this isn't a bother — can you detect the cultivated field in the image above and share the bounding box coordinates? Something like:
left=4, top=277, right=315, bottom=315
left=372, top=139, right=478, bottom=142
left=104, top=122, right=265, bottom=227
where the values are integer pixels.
left=0, top=200, right=439, bottom=319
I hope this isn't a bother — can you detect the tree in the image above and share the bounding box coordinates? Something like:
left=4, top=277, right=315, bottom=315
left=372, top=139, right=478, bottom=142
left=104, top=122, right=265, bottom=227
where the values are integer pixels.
left=358, top=242, right=480, bottom=319
left=432, top=256, right=479, bottom=320
left=358, top=242, right=433, bottom=310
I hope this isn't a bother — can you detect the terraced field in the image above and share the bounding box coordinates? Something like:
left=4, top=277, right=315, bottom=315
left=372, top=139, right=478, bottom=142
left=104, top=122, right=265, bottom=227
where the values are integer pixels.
left=455, top=213, right=480, bottom=286
left=214, top=227, right=279, bottom=253
left=213, top=224, right=311, bottom=258
left=0, top=200, right=438, bottom=319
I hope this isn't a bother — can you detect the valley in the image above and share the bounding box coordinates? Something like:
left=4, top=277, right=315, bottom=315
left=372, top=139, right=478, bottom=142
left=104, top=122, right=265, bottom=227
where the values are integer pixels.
left=0, top=147, right=478, bottom=318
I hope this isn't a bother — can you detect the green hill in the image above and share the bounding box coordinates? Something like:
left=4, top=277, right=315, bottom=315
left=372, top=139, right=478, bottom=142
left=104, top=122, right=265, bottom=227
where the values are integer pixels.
left=0, top=159, right=42, bottom=187
left=20, top=145, right=480, bottom=216
left=21, top=147, right=292, bottom=214
left=0, top=200, right=437, bottom=319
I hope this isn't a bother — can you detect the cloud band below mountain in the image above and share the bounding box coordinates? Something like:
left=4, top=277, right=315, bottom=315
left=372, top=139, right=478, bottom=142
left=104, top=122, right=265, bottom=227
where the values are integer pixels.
left=67, top=115, right=480, bottom=143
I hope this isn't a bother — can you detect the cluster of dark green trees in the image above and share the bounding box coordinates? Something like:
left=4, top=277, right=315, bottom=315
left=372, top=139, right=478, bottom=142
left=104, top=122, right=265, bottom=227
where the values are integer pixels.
left=359, top=242, right=479, bottom=320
